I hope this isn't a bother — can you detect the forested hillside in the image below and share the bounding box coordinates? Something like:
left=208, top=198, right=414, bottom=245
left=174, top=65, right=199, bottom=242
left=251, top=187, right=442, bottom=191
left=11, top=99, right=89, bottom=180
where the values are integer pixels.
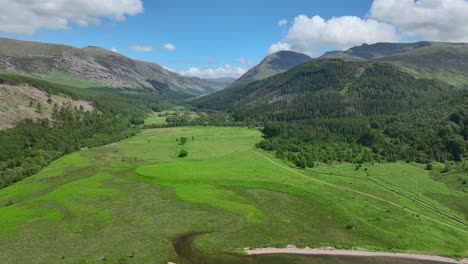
left=196, top=59, right=453, bottom=118
left=195, top=59, right=466, bottom=166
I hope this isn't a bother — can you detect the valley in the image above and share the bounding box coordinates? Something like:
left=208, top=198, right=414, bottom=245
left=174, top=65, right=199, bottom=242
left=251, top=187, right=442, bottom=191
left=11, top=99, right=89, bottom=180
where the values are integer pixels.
left=1, top=6, right=468, bottom=262
left=0, top=125, right=466, bottom=263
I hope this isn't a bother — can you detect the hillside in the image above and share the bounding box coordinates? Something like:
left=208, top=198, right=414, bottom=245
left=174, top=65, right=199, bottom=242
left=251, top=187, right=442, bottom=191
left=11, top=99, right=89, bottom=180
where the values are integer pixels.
left=322, top=42, right=468, bottom=87
left=0, top=83, right=93, bottom=130
left=197, top=59, right=453, bottom=119
left=233, top=50, right=311, bottom=85
left=0, top=38, right=217, bottom=97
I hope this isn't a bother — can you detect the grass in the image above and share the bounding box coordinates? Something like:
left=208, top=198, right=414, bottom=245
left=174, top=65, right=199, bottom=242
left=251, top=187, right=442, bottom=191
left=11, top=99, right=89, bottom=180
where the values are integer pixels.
left=0, top=126, right=467, bottom=263
left=38, top=71, right=106, bottom=89
left=144, top=111, right=168, bottom=125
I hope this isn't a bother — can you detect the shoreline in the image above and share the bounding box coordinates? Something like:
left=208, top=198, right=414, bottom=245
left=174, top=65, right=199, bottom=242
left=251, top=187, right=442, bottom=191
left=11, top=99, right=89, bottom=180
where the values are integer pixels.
left=245, top=246, right=468, bottom=263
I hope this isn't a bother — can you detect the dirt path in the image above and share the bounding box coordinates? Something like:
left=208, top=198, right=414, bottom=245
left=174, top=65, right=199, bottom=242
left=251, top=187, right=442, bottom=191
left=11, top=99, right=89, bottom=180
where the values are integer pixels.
left=251, top=150, right=468, bottom=235
left=246, top=246, right=466, bottom=263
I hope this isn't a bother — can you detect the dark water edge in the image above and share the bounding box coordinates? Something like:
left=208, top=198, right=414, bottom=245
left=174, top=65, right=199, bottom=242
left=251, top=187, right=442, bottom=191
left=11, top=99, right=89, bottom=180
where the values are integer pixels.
left=170, top=233, right=455, bottom=264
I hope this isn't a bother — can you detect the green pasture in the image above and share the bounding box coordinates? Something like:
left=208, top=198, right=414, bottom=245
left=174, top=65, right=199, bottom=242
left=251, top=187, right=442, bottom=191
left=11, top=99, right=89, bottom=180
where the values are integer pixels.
left=0, top=126, right=466, bottom=263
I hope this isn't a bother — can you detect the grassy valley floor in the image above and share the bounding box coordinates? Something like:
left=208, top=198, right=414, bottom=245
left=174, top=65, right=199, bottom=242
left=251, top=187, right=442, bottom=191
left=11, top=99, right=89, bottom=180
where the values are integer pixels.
left=0, top=126, right=467, bottom=263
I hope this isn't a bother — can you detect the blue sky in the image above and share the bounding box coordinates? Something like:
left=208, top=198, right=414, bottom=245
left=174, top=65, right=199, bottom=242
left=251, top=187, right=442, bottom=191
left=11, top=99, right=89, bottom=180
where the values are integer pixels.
left=0, top=0, right=467, bottom=78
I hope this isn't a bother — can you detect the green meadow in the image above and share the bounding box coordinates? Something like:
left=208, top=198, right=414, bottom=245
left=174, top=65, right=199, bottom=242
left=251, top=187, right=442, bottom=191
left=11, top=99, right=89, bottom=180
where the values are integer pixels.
left=0, top=126, right=467, bottom=263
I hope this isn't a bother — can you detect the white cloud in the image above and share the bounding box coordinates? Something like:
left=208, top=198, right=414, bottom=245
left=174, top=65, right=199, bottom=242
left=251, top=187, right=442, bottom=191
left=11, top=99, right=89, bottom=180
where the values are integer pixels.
left=268, top=42, right=292, bottom=54
left=129, top=45, right=154, bottom=52
left=270, top=0, right=468, bottom=55
left=0, top=0, right=143, bottom=34
left=111, top=47, right=118, bottom=53
left=278, top=19, right=288, bottom=27
left=272, top=15, right=400, bottom=55
left=180, top=64, right=247, bottom=79
left=163, top=43, right=177, bottom=51
left=370, top=0, right=468, bottom=42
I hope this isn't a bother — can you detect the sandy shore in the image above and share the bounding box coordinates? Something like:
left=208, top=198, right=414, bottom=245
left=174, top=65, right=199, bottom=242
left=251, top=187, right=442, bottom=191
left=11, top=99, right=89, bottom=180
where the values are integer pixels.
left=245, top=245, right=466, bottom=263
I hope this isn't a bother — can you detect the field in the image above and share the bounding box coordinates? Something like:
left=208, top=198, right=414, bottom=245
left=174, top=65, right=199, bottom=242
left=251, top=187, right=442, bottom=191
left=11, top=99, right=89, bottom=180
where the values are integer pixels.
left=0, top=126, right=467, bottom=263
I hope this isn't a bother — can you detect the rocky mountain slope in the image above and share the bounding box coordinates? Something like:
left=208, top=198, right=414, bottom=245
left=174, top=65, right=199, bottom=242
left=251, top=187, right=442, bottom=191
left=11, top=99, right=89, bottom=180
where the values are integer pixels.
left=0, top=38, right=222, bottom=97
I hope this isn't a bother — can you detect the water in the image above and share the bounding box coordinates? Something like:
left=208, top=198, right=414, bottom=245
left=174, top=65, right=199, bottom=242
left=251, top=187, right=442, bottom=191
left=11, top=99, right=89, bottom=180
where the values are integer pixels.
left=171, top=233, right=454, bottom=264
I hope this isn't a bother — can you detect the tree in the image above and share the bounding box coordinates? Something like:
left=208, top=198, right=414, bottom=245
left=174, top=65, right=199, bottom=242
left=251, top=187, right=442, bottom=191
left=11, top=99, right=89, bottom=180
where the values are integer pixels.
left=179, top=137, right=187, bottom=145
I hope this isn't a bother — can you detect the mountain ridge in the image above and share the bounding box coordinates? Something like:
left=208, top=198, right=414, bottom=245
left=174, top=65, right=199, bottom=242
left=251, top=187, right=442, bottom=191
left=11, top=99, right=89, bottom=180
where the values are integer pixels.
left=233, top=50, right=312, bottom=85
left=321, top=41, right=468, bottom=87
left=0, top=38, right=229, bottom=97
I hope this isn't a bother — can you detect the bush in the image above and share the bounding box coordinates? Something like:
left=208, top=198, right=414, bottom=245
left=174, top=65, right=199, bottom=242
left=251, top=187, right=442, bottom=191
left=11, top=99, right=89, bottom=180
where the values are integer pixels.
left=425, top=163, right=433, bottom=170
left=441, top=163, right=451, bottom=173
left=178, top=149, right=188, bottom=158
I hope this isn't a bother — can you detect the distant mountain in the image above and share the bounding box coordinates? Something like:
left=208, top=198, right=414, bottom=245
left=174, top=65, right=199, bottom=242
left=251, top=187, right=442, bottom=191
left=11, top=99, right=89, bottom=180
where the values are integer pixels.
left=196, top=59, right=453, bottom=120
left=186, top=77, right=235, bottom=93
left=0, top=38, right=216, bottom=97
left=322, top=41, right=468, bottom=87
left=233, top=50, right=312, bottom=85
left=321, top=42, right=433, bottom=60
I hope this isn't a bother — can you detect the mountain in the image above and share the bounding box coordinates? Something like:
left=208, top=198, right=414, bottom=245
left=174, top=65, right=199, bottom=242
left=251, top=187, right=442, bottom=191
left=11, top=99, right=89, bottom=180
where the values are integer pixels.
left=233, top=50, right=312, bottom=85
left=186, top=77, right=235, bottom=93
left=196, top=59, right=453, bottom=120
left=0, top=38, right=216, bottom=97
left=321, top=42, right=433, bottom=60
left=322, top=41, right=468, bottom=87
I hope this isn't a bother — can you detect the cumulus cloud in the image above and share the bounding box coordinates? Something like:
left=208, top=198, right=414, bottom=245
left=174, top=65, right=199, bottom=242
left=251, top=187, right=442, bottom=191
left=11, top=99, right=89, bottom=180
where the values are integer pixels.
left=0, top=0, right=143, bottom=34
left=180, top=64, right=247, bottom=79
left=129, top=45, right=154, bottom=52
left=111, top=47, right=118, bottom=53
left=278, top=19, right=288, bottom=27
left=370, top=0, right=468, bottom=42
left=163, top=43, right=177, bottom=51
left=268, top=42, right=292, bottom=54
left=271, top=15, right=400, bottom=55
left=270, top=0, right=468, bottom=55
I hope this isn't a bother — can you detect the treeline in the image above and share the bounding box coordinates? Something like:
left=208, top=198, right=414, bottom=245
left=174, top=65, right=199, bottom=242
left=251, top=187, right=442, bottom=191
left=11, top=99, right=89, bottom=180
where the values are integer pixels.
left=0, top=73, right=168, bottom=188
left=143, top=111, right=260, bottom=128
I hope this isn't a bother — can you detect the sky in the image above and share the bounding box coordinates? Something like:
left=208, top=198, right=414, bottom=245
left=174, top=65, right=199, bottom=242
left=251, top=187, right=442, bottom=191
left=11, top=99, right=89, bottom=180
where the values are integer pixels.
left=0, top=0, right=468, bottom=79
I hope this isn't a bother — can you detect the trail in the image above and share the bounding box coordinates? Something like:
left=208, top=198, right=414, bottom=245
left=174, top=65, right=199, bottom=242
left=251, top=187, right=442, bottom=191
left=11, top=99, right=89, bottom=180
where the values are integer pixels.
left=251, top=150, right=468, bottom=235
left=246, top=246, right=466, bottom=264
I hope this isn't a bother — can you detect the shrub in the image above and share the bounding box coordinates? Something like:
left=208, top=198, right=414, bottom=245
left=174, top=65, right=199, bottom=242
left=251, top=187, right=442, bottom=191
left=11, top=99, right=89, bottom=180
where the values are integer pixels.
left=425, top=163, right=433, bottom=170
left=178, top=149, right=188, bottom=158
